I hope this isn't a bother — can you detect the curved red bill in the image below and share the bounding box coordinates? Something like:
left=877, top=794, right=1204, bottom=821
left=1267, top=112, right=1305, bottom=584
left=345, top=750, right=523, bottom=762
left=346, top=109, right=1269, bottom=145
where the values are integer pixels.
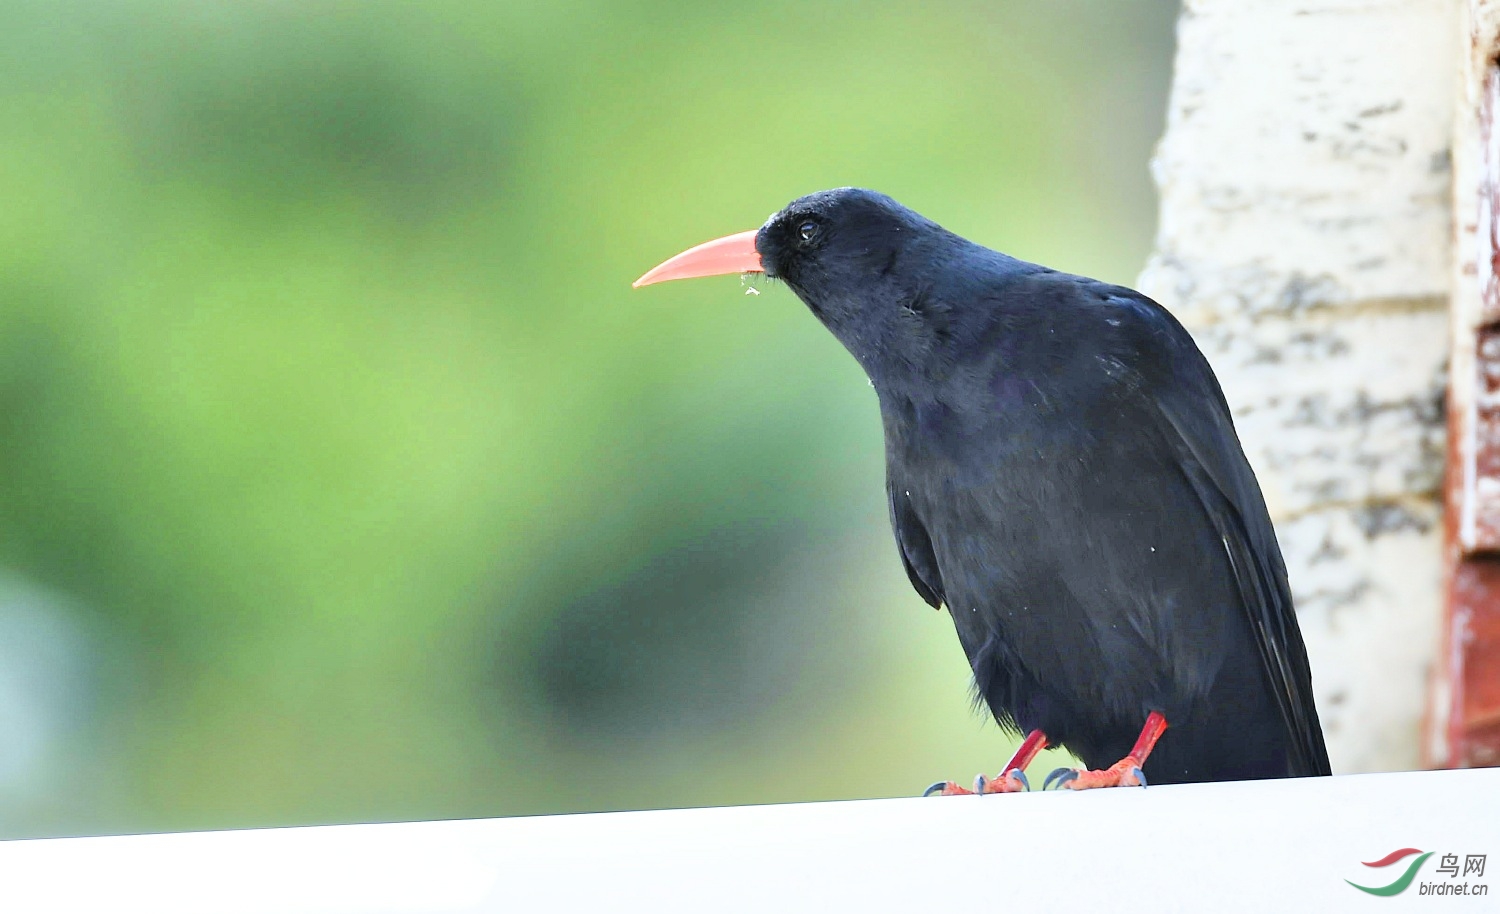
left=632, top=229, right=763, bottom=288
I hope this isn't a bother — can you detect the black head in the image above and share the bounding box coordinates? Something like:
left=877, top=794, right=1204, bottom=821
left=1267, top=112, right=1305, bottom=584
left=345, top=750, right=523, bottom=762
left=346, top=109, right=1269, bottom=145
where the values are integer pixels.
left=755, top=188, right=927, bottom=297
left=754, top=188, right=960, bottom=380
left=634, top=187, right=985, bottom=385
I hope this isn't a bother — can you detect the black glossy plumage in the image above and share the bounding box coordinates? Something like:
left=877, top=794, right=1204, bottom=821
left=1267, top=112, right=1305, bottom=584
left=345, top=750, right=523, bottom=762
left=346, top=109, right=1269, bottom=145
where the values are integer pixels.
left=756, top=188, right=1330, bottom=784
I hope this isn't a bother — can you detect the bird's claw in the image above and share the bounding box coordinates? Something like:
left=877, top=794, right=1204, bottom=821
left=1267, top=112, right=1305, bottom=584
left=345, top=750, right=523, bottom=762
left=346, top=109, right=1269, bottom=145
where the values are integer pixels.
left=1043, top=767, right=1078, bottom=791
left=977, top=769, right=1030, bottom=793
left=923, top=781, right=953, bottom=797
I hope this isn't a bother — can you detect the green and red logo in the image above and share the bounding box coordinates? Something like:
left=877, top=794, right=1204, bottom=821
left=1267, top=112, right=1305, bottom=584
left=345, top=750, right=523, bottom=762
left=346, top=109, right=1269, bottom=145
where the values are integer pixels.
left=1347, top=848, right=1491, bottom=897
left=1346, top=848, right=1432, bottom=897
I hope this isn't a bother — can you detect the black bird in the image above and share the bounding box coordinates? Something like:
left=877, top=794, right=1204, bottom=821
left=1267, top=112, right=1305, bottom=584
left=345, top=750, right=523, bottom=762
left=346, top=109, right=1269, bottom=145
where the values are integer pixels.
left=633, top=188, right=1330, bottom=791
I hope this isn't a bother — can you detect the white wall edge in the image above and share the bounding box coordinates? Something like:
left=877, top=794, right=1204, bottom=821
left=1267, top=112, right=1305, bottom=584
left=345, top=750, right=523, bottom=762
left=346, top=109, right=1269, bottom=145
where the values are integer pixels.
left=0, top=767, right=1494, bottom=913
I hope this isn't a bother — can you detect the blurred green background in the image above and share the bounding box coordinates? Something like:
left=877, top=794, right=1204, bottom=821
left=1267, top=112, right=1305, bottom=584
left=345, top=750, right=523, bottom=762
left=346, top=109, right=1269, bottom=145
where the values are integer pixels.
left=0, top=0, right=1175, bottom=837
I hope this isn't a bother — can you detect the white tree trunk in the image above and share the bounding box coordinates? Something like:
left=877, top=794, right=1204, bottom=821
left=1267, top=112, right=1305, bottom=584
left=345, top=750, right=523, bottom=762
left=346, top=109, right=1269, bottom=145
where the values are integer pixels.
left=1136, top=0, right=1456, bottom=772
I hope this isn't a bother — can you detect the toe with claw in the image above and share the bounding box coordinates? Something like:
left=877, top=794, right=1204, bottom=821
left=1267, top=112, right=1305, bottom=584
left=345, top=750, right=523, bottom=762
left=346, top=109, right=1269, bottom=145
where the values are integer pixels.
left=1044, top=757, right=1148, bottom=790
left=922, top=768, right=1031, bottom=797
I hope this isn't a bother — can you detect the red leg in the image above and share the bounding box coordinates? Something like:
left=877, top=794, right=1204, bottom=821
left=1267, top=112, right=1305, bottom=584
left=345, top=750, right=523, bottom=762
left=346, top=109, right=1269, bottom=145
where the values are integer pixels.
left=1044, top=711, right=1169, bottom=790
left=923, top=729, right=1050, bottom=796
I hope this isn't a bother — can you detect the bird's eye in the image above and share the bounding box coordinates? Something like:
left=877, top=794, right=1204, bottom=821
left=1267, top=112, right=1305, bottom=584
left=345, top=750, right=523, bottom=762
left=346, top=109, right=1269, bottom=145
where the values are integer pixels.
left=798, top=220, right=819, bottom=242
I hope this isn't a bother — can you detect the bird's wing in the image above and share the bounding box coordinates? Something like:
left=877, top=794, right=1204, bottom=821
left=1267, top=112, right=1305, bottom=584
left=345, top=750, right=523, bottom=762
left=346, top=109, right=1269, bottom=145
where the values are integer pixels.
left=887, top=477, right=944, bottom=609
left=1106, top=287, right=1332, bottom=776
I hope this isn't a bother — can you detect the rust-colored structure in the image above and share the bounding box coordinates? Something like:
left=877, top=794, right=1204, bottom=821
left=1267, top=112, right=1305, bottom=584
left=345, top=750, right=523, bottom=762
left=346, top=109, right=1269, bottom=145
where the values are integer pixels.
left=1434, top=11, right=1500, bottom=768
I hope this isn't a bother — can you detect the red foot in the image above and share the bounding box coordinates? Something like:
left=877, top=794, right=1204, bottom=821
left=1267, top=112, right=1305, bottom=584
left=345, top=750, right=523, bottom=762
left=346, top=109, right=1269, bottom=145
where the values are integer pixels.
left=1043, top=711, right=1168, bottom=791
left=922, top=729, right=1049, bottom=797
left=1046, top=756, right=1147, bottom=790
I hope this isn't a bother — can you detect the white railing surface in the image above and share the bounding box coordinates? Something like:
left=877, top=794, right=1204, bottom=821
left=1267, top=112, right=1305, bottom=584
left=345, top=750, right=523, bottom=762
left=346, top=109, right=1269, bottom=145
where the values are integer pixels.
left=0, top=767, right=1494, bottom=913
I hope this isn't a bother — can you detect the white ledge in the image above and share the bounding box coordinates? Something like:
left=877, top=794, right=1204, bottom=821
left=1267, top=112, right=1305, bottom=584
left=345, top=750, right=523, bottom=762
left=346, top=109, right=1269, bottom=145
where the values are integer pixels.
left=0, top=767, right=1495, bottom=913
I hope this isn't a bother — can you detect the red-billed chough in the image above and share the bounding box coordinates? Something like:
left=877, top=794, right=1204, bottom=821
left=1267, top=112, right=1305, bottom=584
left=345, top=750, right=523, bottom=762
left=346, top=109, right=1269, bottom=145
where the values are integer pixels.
left=634, top=188, right=1330, bottom=792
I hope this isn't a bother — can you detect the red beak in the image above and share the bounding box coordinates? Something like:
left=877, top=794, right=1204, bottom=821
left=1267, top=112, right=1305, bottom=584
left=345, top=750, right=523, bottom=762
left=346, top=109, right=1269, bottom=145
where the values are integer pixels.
left=632, top=229, right=764, bottom=288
